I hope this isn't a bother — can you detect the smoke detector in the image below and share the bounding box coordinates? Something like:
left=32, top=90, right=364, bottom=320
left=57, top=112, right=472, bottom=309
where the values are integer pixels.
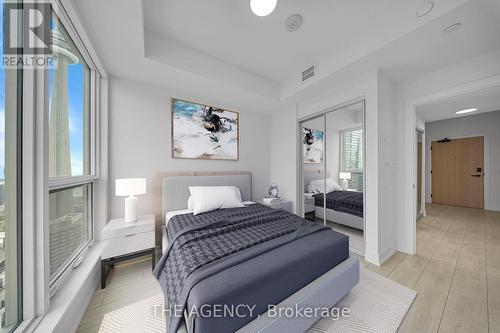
left=285, top=14, right=303, bottom=32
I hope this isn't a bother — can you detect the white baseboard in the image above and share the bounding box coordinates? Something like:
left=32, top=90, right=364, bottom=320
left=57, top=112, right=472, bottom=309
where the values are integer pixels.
left=379, top=247, right=397, bottom=266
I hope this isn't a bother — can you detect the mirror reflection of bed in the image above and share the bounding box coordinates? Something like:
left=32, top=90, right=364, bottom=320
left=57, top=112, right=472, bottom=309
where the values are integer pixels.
left=301, top=101, right=365, bottom=256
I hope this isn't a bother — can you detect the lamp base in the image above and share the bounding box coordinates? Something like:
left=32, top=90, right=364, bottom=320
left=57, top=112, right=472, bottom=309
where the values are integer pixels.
left=124, top=196, right=138, bottom=223
left=341, top=179, right=349, bottom=191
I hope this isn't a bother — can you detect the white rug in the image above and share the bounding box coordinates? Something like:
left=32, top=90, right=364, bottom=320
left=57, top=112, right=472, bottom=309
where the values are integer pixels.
left=99, top=268, right=416, bottom=333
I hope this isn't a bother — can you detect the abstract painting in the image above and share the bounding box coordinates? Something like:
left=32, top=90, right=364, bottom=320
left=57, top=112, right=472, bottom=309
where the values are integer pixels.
left=303, top=127, right=324, bottom=163
left=171, top=98, right=239, bottom=160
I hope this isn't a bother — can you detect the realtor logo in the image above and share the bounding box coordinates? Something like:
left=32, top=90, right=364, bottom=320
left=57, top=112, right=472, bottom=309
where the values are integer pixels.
left=2, top=1, right=54, bottom=68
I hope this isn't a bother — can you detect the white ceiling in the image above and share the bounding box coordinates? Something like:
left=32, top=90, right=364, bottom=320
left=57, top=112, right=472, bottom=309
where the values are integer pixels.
left=74, top=0, right=500, bottom=112
left=143, top=0, right=468, bottom=82
left=416, top=85, right=500, bottom=122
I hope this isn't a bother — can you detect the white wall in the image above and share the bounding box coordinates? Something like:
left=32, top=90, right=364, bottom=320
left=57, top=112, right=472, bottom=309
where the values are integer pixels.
left=377, top=73, right=398, bottom=261
left=108, top=78, right=271, bottom=218
left=424, top=110, right=500, bottom=211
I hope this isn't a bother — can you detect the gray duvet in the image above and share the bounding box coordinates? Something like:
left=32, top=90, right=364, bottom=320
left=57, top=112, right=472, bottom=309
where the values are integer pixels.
left=153, top=204, right=349, bottom=333
left=314, top=191, right=364, bottom=217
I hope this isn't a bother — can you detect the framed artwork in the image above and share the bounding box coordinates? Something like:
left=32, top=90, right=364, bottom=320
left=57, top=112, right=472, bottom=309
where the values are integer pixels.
left=303, top=127, right=324, bottom=163
left=171, top=98, right=239, bottom=160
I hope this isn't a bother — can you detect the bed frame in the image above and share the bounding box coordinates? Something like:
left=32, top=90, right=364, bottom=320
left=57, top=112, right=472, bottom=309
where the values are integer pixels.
left=316, top=206, right=364, bottom=230
left=157, top=171, right=359, bottom=333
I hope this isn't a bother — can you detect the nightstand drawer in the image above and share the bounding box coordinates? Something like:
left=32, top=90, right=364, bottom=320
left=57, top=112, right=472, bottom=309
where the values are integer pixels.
left=102, top=231, right=154, bottom=259
left=101, top=214, right=155, bottom=240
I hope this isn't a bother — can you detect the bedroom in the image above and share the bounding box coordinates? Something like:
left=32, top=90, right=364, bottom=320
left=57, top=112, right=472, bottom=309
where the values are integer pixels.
left=1, top=0, right=499, bottom=333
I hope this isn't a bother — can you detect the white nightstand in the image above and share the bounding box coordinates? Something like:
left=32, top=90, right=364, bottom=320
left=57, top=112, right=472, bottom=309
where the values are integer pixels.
left=304, top=194, right=316, bottom=221
left=100, top=214, right=155, bottom=288
left=261, top=199, right=293, bottom=213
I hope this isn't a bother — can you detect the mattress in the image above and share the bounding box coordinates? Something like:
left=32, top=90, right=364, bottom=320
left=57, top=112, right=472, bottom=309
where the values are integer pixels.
left=155, top=204, right=349, bottom=333
left=314, top=191, right=364, bottom=217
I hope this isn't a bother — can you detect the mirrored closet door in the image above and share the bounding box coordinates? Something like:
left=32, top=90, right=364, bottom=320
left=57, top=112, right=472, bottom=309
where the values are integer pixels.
left=300, top=101, right=366, bottom=256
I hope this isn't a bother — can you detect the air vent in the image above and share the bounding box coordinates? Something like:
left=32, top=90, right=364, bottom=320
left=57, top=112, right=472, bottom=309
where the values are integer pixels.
left=302, top=64, right=316, bottom=82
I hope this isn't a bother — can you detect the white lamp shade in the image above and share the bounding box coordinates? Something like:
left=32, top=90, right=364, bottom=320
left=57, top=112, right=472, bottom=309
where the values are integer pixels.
left=115, top=178, right=147, bottom=197
left=339, top=172, right=352, bottom=180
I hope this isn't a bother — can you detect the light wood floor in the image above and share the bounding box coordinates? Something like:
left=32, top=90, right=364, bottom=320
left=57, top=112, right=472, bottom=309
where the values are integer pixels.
left=362, top=204, right=500, bottom=333
left=76, top=257, right=161, bottom=333
left=77, top=204, right=499, bottom=333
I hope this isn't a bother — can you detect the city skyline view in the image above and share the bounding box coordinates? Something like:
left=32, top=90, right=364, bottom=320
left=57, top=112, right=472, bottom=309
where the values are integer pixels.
left=0, top=4, right=87, bottom=180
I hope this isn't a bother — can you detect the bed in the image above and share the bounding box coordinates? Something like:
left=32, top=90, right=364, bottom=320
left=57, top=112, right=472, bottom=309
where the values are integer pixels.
left=313, top=191, right=364, bottom=230
left=303, top=171, right=364, bottom=230
left=154, top=172, right=359, bottom=333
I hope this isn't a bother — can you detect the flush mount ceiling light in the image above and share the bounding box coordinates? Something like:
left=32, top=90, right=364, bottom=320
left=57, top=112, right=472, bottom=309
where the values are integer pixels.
left=443, top=22, right=462, bottom=34
left=416, top=2, right=434, bottom=17
left=456, top=108, right=478, bottom=114
left=250, top=0, right=277, bottom=17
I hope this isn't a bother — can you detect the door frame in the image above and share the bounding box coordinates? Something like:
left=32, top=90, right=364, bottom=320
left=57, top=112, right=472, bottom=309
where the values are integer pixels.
left=427, top=133, right=489, bottom=209
left=401, top=74, right=500, bottom=255
left=415, top=128, right=425, bottom=221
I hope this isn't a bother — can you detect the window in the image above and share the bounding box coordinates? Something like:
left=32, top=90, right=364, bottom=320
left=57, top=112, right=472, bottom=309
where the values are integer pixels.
left=48, top=12, right=94, bottom=288
left=0, top=1, right=22, bottom=332
left=341, top=128, right=364, bottom=192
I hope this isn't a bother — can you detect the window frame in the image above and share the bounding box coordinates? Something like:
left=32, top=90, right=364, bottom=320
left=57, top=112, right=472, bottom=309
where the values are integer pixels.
left=340, top=127, right=364, bottom=191
left=0, top=1, right=24, bottom=330
left=46, top=3, right=101, bottom=293
left=15, top=0, right=107, bottom=330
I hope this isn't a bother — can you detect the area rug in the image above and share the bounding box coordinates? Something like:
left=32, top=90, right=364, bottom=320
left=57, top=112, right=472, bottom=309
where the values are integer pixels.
left=99, top=268, right=416, bottom=333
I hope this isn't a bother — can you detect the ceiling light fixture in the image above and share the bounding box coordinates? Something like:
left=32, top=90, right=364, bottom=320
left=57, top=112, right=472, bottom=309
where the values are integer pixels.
left=416, top=2, right=434, bottom=17
left=456, top=108, right=478, bottom=114
left=250, top=0, right=277, bottom=17
left=443, top=23, right=462, bottom=34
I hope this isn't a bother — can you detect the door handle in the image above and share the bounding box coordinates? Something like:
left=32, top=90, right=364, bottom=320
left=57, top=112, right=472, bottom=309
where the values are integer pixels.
left=471, top=174, right=481, bottom=177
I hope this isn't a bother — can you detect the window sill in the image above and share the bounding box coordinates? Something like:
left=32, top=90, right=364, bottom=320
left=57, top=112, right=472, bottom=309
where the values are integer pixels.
left=26, top=241, right=107, bottom=333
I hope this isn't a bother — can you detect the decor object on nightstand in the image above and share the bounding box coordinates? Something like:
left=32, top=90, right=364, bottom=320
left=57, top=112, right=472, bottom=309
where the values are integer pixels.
left=339, top=172, right=352, bottom=190
left=100, top=214, right=155, bottom=289
left=115, top=178, right=147, bottom=223
left=268, top=184, right=280, bottom=198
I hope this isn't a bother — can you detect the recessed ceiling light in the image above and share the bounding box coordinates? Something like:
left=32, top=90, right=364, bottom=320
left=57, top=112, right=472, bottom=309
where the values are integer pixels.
left=456, top=108, right=478, bottom=114
left=250, top=0, right=277, bottom=17
left=443, top=23, right=462, bottom=34
left=416, top=2, right=434, bottom=17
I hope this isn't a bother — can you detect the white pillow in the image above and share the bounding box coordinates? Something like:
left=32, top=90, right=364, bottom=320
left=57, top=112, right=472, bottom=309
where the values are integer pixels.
left=187, top=196, right=194, bottom=211
left=189, top=186, right=245, bottom=215
left=326, top=178, right=342, bottom=192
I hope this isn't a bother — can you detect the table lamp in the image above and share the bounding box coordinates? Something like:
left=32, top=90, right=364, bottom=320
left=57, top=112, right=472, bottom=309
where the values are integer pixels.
left=339, top=172, right=352, bottom=190
left=115, top=178, right=147, bottom=223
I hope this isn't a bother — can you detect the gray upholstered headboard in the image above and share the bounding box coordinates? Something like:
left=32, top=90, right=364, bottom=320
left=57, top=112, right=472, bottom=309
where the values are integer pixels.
left=161, top=173, right=252, bottom=223
left=303, top=168, right=325, bottom=192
